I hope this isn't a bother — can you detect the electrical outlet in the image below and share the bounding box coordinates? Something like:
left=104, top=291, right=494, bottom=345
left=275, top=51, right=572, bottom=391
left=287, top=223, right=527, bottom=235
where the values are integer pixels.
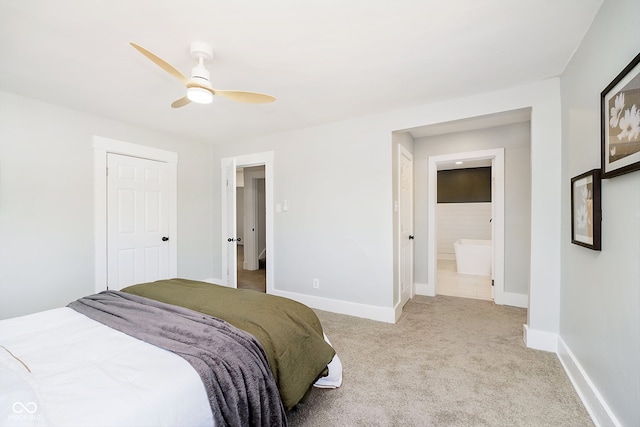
left=313, top=278, right=320, bottom=289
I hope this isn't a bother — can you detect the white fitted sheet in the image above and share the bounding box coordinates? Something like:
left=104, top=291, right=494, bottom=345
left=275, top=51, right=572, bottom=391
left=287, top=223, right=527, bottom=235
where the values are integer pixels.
left=0, top=307, right=214, bottom=427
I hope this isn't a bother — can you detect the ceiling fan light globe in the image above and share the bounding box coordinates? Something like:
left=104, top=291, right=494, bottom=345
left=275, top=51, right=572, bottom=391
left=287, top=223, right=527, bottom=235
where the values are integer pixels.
left=186, top=87, right=213, bottom=104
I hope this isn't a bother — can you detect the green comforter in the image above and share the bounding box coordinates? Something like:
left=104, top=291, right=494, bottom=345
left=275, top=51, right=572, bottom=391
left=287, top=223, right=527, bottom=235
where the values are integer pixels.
left=121, top=278, right=335, bottom=410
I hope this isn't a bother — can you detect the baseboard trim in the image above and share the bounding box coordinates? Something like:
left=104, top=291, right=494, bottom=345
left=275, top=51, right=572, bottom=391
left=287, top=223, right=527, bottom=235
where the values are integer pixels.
left=415, top=282, right=528, bottom=309
left=557, top=337, right=621, bottom=427
left=495, top=291, right=528, bottom=308
left=523, top=324, right=557, bottom=352
left=415, top=282, right=434, bottom=296
left=201, top=279, right=396, bottom=322
left=270, top=289, right=396, bottom=323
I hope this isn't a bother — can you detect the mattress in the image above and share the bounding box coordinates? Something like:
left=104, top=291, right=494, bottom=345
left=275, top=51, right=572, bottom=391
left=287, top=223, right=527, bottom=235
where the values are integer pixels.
left=0, top=307, right=214, bottom=427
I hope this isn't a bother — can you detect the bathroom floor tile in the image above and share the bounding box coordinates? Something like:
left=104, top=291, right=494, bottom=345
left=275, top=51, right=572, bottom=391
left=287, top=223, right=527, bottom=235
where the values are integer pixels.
left=437, top=259, right=492, bottom=301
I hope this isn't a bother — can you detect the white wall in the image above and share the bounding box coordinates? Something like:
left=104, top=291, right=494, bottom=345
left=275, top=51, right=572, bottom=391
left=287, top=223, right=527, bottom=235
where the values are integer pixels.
left=212, top=121, right=396, bottom=315
left=0, top=92, right=215, bottom=319
left=559, top=0, right=639, bottom=425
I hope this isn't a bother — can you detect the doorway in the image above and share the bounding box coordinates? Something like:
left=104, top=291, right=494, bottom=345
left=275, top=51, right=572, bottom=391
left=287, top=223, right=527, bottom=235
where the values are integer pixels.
left=236, top=168, right=266, bottom=292
left=221, top=151, right=274, bottom=293
left=435, top=163, right=494, bottom=300
left=426, top=148, right=505, bottom=302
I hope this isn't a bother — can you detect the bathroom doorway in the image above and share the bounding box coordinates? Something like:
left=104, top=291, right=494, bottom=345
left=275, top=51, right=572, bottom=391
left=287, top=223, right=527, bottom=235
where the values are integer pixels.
left=436, top=164, right=494, bottom=301
left=427, top=148, right=505, bottom=303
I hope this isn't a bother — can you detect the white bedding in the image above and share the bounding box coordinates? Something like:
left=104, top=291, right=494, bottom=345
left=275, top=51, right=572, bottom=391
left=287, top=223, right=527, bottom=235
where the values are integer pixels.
left=0, top=307, right=213, bottom=427
left=313, top=334, right=343, bottom=389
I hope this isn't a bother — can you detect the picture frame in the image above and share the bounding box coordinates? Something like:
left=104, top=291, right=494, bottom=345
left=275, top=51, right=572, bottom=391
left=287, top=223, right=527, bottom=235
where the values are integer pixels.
left=601, top=52, right=640, bottom=178
left=571, top=169, right=601, bottom=251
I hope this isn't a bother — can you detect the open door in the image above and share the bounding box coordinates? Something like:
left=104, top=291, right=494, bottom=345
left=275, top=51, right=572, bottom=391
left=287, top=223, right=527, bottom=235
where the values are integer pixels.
left=399, top=145, right=414, bottom=307
left=491, top=158, right=496, bottom=300
left=222, top=157, right=238, bottom=288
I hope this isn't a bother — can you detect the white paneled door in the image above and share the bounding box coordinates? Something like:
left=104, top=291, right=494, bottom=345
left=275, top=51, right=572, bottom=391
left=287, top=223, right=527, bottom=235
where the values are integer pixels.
left=107, top=153, right=171, bottom=290
left=399, top=145, right=414, bottom=307
left=222, top=157, right=238, bottom=288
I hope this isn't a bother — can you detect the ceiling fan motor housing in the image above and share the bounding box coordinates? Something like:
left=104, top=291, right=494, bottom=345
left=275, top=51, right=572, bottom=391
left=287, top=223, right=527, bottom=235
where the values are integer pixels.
left=191, top=64, right=211, bottom=86
left=189, top=41, right=213, bottom=87
left=190, top=41, right=213, bottom=62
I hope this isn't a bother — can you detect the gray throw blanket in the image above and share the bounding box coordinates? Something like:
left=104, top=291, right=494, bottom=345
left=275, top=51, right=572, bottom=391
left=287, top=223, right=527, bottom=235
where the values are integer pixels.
left=68, top=291, right=286, bottom=427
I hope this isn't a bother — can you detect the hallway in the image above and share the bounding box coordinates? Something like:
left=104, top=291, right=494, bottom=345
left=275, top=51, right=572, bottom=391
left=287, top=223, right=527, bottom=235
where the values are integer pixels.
left=236, top=245, right=266, bottom=293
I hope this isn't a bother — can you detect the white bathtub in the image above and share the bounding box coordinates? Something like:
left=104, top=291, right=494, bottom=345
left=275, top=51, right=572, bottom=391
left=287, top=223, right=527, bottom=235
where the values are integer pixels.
left=454, top=239, right=492, bottom=276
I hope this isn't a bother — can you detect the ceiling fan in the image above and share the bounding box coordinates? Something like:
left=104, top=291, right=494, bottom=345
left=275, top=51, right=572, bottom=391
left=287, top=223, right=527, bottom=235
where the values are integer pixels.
left=130, top=41, right=275, bottom=108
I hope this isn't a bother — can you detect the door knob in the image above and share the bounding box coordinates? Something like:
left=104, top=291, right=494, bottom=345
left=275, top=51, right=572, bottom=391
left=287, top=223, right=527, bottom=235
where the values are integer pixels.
left=227, top=237, right=241, bottom=242
left=162, top=236, right=169, bottom=241
left=409, top=235, right=415, bottom=240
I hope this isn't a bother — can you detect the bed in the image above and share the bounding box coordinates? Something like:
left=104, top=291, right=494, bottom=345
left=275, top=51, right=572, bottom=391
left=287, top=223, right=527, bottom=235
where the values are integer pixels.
left=0, top=278, right=341, bottom=426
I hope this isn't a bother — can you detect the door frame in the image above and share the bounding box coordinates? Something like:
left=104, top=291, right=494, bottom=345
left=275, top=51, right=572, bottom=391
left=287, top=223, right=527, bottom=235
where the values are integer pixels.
left=426, top=148, right=505, bottom=302
left=242, top=168, right=266, bottom=271
left=221, top=151, right=274, bottom=293
left=93, top=136, right=178, bottom=293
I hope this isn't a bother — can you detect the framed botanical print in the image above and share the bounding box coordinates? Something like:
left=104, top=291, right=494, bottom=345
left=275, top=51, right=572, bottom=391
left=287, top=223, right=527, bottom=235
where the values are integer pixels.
left=601, top=52, right=640, bottom=178
left=571, top=169, right=602, bottom=250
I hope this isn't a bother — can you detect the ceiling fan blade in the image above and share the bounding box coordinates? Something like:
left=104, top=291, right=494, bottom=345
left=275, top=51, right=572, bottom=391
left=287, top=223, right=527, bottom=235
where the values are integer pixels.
left=130, top=42, right=188, bottom=84
left=212, top=90, right=276, bottom=104
left=171, top=96, right=191, bottom=109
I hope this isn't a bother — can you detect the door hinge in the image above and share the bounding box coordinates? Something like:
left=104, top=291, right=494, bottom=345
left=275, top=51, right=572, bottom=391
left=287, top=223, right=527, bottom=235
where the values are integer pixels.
left=491, top=280, right=495, bottom=287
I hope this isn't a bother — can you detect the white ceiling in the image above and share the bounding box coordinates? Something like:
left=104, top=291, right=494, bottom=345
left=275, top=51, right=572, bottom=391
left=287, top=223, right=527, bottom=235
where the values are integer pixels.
left=0, top=0, right=602, bottom=144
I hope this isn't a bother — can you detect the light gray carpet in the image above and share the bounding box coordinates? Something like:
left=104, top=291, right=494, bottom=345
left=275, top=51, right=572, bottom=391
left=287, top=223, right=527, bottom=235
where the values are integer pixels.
left=287, top=295, right=593, bottom=426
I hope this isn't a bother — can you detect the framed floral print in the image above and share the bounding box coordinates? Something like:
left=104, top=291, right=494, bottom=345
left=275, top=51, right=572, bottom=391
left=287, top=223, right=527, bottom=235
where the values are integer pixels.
left=571, top=169, right=601, bottom=250
left=601, top=52, right=640, bottom=178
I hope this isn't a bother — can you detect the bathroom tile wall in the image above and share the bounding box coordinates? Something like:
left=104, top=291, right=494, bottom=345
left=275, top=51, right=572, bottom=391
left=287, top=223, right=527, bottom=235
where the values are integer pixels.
left=437, top=202, right=492, bottom=259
